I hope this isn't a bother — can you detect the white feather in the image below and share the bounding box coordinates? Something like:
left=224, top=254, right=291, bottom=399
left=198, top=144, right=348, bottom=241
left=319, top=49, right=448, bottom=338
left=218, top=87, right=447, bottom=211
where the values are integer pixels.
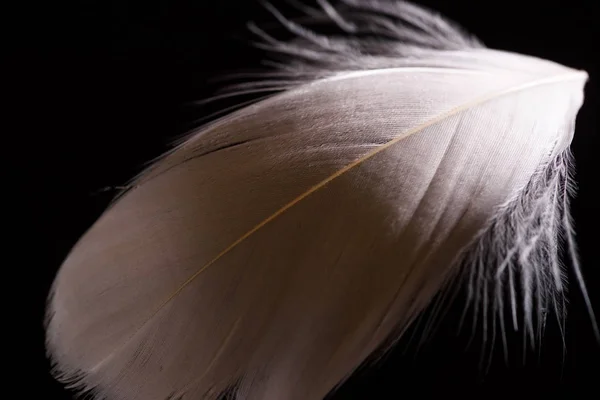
left=46, top=1, right=595, bottom=399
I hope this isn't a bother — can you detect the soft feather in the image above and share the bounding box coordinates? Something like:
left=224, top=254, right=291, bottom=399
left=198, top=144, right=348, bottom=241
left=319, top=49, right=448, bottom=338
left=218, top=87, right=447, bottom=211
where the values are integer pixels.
left=46, top=1, right=596, bottom=399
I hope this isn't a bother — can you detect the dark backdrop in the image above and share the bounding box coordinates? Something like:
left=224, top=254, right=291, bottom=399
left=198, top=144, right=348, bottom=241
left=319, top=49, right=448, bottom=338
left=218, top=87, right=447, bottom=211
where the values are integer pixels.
left=11, top=0, right=598, bottom=398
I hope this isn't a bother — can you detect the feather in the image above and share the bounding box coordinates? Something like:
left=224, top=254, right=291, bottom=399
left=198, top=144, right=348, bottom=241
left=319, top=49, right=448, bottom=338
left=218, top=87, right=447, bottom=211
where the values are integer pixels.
left=45, top=1, right=597, bottom=399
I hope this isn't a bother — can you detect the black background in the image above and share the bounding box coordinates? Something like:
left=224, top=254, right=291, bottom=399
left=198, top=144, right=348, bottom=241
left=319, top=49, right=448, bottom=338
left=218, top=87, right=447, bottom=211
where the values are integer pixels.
left=11, top=0, right=598, bottom=398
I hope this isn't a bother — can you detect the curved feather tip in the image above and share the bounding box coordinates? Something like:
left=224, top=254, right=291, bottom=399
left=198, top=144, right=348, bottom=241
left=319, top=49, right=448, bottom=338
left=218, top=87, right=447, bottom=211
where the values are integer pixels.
left=45, top=1, right=596, bottom=399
